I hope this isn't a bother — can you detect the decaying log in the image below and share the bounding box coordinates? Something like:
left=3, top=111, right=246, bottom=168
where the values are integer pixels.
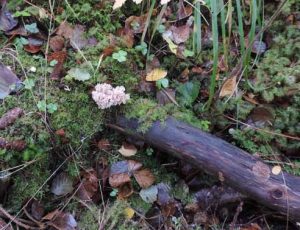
left=110, top=117, right=300, bottom=221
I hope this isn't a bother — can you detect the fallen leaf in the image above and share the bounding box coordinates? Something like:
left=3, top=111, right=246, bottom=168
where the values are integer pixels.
left=70, top=24, right=89, bottom=50
left=48, top=50, right=67, bottom=80
left=125, top=14, right=148, bottom=34
left=162, top=33, right=178, bottom=54
left=56, top=21, right=74, bottom=39
left=156, top=183, right=171, bottom=205
left=55, top=129, right=65, bottom=137
left=156, top=88, right=176, bottom=105
left=0, top=3, right=18, bottom=32
left=27, top=199, right=45, bottom=221
left=124, top=207, right=135, bottom=219
left=146, top=68, right=167, bottom=81
left=139, top=185, right=158, bottom=203
left=113, top=0, right=126, bottom=10
left=76, top=169, right=99, bottom=202
left=168, top=24, right=190, bottom=44
left=127, top=160, right=143, bottom=173
left=67, top=67, right=91, bottom=81
left=0, top=138, right=26, bottom=151
left=272, top=165, right=282, bottom=175
left=177, top=0, right=193, bottom=20
left=109, top=173, right=131, bottom=188
left=0, top=107, right=23, bottom=129
left=133, top=168, right=155, bottom=188
left=46, top=211, right=77, bottom=230
left=0, top=64, right=22, bottom=99
left=118, top=143, right=137, bottom=157
left=118, top=182, right=134, bottom=199
left=50, top=35, right=65, bottom=52
left=116, top=28, right=134, bottom=48
left=51, top=172, right=73, bottom=196
left=219, top=75, right=237, bottom=98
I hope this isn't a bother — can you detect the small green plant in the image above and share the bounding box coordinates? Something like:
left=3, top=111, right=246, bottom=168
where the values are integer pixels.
left=25, top=23, right=39, bottom=34
left=156, top=78, right=169, bottom=89
left=37, top=100, right=58, bottom=114
left=110, top=188, right=119, bottom=197
left=112, top=50, right=127, bottom=62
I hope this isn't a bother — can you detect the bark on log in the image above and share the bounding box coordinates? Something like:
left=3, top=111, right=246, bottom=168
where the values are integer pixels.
left=110, top=117, right=300, bottom=221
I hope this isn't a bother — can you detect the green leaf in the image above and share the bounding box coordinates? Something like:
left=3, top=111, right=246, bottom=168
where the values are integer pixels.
left=37, top=100, right=47, bottom=112
left=23, top=79, right=35, bottom=90
left=25, top=23, right=39, bottom=34
left=47, top=103, right=58, bottom=113
left=67, top=68, right=91, bottom=81
left=112, top=50, right=127, bottom=63
left=156, top=78, right=169, bottom=89
left=49, top=60, right=58, bottom=67
left=14, top=10, right=31, bottom=17
left=177, top=81, right=200, bottom=106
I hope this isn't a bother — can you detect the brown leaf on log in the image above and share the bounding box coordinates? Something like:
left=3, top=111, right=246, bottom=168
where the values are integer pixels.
left=0, top=107, right=23, bottom=129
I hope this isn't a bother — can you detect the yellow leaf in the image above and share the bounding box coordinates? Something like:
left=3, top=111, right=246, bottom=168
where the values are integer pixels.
left=113, top=0, right=127, bottom=10
left=146, top=68, right=167, bottom=82
left=271, top=165, right=282, bottom=175
left=118, top=143, right=137, bottom=157
left=219, top=75, right=237, bottom=98
left=162, top=36, right=178, bottom=54
left=124, top=207, right=135, bottom=219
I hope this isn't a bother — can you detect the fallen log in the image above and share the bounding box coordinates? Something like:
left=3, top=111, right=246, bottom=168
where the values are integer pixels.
left=109, top=117, right=300, bottom=221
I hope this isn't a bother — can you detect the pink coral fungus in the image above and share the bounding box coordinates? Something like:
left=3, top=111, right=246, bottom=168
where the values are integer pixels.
left=92, top=83, right=130, bottom=109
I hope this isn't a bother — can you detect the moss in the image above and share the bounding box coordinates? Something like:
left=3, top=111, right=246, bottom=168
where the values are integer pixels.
left=5, top=160, right=50, bottom=211
left=126, top=98, right=211, bottom=133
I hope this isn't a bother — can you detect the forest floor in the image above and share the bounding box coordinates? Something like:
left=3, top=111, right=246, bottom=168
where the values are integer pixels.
left=0, top=0, right=299, bottom=229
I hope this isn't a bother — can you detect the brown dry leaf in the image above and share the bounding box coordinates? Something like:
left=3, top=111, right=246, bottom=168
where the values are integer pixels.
left=271, top=165, right=282, bottom=175
left=56, top=21, right=74, bottom=39
left=169, top=25, right=190, bottom=44
left=25, top=199, right=45, bottom=221
left=24, top=44, right=42, bottom=53
left=102, top=45, right=116, bottom=58
left=146, top=68, right=167, bottom=81
left=243, top=93, right=259, bottom=105
left=0, top=137, right=26, bottom=151
left=156, top=88, right=176, bottom=105
left=133, top=168, right=155, bottom=188
left=97, top=139, right=110, bottom=151
left=178, top=68, right=189, bottom=82
left=118, top=182, right=134, bottom=199
left=45, top=211, right=77, bottom=230
left=50, top=35, right=65, bottom=52
left=0, top=3, right=18, bottom=32
left=191, top=66, right=203, bottom=74
left=0, top=107, right=23, bottom=129
left=55, top=129, right=65, bottom=137
left=76, top=169, right=99, bottom=201
left=109, top=173, right=131, bottom=188
left=116, top=28, right=134, bottom=48
left=125, top=14, right=148, bottom=34
left=118, top=143, right=137, bottom=157
left=219, top=75, right=237, bottom=98
left=127, top=160, right=143, bottom=173
left=177, top=0, right=193, bottom=20
left=218, top=55, right=228, bottom=72
left=48, top=50, right=67, bottom=80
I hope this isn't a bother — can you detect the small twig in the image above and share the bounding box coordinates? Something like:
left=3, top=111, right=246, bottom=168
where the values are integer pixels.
left=223, top=114, right=300, bottom=141
left=0, top=206, right=33, bottom=229
left=230, top=201, right=244, bottom=230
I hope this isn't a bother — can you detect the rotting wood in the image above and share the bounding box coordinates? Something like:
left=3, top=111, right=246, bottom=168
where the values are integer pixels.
left=109, top=116, right=300, bottom=221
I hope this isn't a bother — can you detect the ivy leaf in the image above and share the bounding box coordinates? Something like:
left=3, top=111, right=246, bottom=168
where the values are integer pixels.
left=67, top=68, right=91, bottom=81
left=25, top=23, right=39, bottom=34
left=176, top=81, right=200, bottom=106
